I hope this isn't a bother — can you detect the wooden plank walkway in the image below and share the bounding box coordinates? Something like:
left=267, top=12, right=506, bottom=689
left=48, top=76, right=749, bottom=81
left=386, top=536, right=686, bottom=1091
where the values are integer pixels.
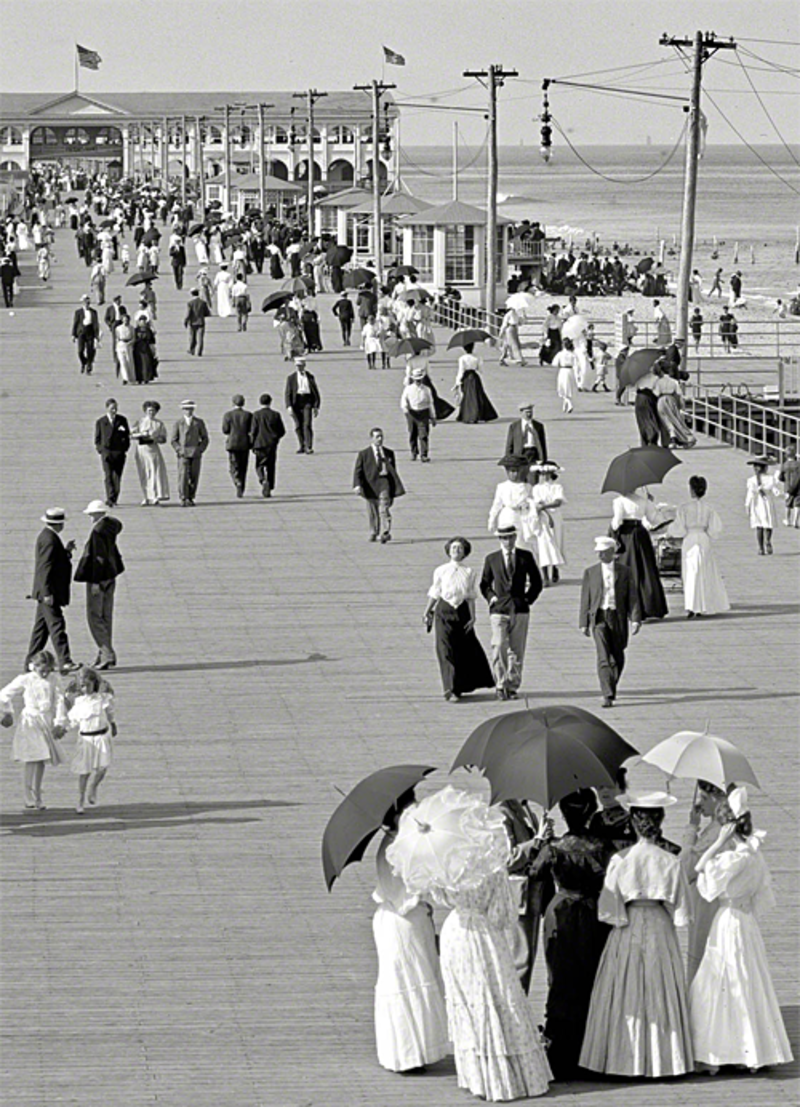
left=0, top=229, right=797, bottom=1106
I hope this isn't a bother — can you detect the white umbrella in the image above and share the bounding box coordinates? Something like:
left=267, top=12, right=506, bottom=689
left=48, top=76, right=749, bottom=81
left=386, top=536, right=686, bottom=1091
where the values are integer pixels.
left=505, top=291, right=538, bottom=315
left=386, top=785, right=509, bottom=898
left=640, top=730, right=760, bottom=791
left=562, top=313, right=589, bottom=341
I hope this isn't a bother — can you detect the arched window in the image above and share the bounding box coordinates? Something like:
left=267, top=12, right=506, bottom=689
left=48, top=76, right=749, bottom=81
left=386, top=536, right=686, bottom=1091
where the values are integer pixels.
left=31, top=126, right=58, bottom=147
left=95, top=127, right=122, bottom=147
left=0, top=126, right=23, bottom=146
left=207, top=125, right=223, bottom=145
left=273, top=126, right=289, bottom=145
left=231, top=123, right=252, bottom=146
left=64, top=127, right=91, bottom=147
left=328, top=126, right=354, bottom=145
left=0, top=158, right=22, bottom=171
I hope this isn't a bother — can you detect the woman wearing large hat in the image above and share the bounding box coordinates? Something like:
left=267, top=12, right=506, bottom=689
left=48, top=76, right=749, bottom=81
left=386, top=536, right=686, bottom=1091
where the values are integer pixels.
left=422, top=537, right=493, bottom=701
left=453, top=342, right=498, bottom=424
left=487, top=455, right=537, bottom=545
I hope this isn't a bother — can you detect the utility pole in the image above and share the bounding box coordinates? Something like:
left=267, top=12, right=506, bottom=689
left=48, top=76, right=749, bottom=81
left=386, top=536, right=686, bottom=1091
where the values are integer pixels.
left=453, top=120, right=459, bottom=201
left=463, top=65, right=518, bottom=316
left=161, top=115, right=169, bottom=185
left=660, top=32, right=737, bottom=342
left=180, top=114, right=187, bottom=208
left=354, top=79, right=396, bottom=282
left=243, top=102, right=275, bottom=218
left=195, top=116, right=206, bottom=215
left=294, top=89, right=327, bottom=239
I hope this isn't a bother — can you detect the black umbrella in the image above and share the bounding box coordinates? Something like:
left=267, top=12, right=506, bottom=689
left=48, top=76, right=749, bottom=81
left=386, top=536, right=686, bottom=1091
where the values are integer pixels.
left=207, top=199, right=223, bottom=210
left=99, top=218, right=116, bottom=229
left=141, top=228, right=161, bottom=246
left=617, top=347, right=665, bottom=389
left=322, top=764, right=437, bottom=890
left=601, top=446, right=681, bottom=496
left=447, top=329, right=492, bottom=351
left=343, top=268, right=376, bottom=289
left=326, top=244, right=352, bottom=267
left=188, top=223, right=205, bottom=237
left=261, top=290, right=293, bottom=312
left=636, top=257, right=655, bottom=274
left=394, top=337, right=433, bottom=356
left=389, top=264, right=419, bottom=277
left=126, top=272, right=159, bottom=287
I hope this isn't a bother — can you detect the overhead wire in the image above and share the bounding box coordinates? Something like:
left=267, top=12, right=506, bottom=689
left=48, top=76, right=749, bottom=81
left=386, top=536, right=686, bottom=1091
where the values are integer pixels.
left=734, top=51, right=800, bottom=166
left=550, top=115, right=688, bottom=183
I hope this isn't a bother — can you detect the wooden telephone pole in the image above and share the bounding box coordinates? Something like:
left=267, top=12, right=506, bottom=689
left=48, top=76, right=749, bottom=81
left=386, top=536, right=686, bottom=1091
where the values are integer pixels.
left=354, top=79, right=396, bottom=282
left=660, top=32, right=737, bottom=343
left=294, top=89, right=327, bottom=238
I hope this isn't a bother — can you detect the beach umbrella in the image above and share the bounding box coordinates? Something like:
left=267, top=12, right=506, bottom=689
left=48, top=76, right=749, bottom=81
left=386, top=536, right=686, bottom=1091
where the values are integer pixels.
left=188, top=223, right=205, bottom=237
left=125, top=272, right=159, bottom=287
left=322, top=764, right=437, bottom=890
left=600, top=446, right=681, bottom=496
left=640, top=731, right=760, bottom=791
left=505, top=291, right=538, bottom=315
left=394, top=337, right=433, bottom=356
left=561, top=314, right=589, bottom=341
left=617, top=347, right=665, bottom=389
left=451, top=705, right=638, bottom=809
left=326, top=244, right=352, bottom=266
left=386, top=785, right=510, bottom=898
left=343, top=268, right=376, bottom=289
left=261, top=290, right=293, bottom=312
left=447, top=329, right=492, bottom=351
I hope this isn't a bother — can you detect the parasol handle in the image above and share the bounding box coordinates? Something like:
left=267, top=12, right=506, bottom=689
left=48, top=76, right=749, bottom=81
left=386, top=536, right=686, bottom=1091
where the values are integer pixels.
left=414, top=819, right=432, bottom=833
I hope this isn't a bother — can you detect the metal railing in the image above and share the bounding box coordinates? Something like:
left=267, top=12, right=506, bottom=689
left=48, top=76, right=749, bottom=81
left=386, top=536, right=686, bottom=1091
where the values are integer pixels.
left=685, top=385, right=800, bottom=456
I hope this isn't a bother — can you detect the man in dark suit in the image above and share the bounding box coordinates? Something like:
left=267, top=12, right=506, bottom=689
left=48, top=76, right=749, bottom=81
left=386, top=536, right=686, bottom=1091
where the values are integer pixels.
left=352, top=427, right=405, bottom=543
left=170, top=399, right=209, bottom=506
left=170, top=235, right=187, bottom=290
left=184, top=287, right=211, bottom=356
left=480, top=522, right=543, bottom=699
left=332, top=291, right=355, bottom=345
left=579, top=536, right=642, bottom=707
left=72, top=292, right=101, bottom=374
left=103, top=295, right=125, bottom=373
left=250, top=393, right=286, bottom=498
left=25, top=508, right=79, bottom=674
left=73, top=500, right=125, bottom=669
left=94, top=398, right=131, bottom=507
left=505, top=402, right=548, bottom=466
left=284, top=357, right=321, bottom=455
left=221, top=394, right=253, bottom=498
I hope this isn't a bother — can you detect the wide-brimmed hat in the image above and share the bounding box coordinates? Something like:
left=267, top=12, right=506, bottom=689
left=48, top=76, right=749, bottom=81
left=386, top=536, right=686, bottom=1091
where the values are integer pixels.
left=41, top=507, right=66, bottom=525
left=616, top=790, right=677, bottom=810
left=594, top=536, right=616, bottom=552
left=410, top=366, right=426, bottom=381
left=747, top=455, right=773, bottom=466
left=497, top=453, right=528, bottom=470
left=728, top=786, right=749, bottom=818
left=83, top=499, right=107, bottom=516
left=444, top=535, right=472, bottom=558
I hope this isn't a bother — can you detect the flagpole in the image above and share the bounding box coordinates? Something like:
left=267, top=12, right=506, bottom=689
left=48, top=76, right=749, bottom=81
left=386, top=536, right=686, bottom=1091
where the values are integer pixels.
left=75, top=46, right=79, bottom=94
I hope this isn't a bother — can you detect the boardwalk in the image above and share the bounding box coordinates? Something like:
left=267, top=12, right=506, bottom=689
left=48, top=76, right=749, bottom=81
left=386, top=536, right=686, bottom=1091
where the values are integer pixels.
left=1, top=230, right=797, bottom=1107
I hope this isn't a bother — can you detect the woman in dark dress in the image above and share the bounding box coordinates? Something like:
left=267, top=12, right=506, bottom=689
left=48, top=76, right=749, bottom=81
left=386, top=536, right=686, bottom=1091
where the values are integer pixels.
left=539, top=304, right=563, bottom=365
left=422, top=537, right=494, bottom=701
left=301, top=304, right=323, bottom=352
left=453, top=343, right=498, bottom=424
left=634, top=367, right=662, bottom=446
left=523, top=789, right=611, bottom=1079
left=404, top=356, right=455, bottom=420
left=611, top=488, right=669, bottom=619
left=132, top=314, right=158, bottom=384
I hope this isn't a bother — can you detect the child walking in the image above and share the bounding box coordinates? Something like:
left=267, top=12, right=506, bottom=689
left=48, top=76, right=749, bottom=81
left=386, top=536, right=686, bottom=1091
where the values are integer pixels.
left=362, top=315, right=382, bottom=370
left=67, top=667, right=116, bottom=815
left=0, top=650, right=66, bottom=811
left=745, top=457, right=782, bottom=555
left=591, top=340, right=613, bottom=392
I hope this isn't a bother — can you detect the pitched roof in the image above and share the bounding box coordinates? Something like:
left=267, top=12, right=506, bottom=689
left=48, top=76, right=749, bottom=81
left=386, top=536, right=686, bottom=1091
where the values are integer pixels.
left=230, top=173, right=301, bottom=192
left=348, top=193, right=429, bottom=216
left=317, top=186, right=374, bottom=209
left=399, top=199, right=510, bottom=226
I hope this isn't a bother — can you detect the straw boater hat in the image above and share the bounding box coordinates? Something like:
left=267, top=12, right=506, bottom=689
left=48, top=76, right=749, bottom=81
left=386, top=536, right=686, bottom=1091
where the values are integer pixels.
left=747, top=455, right=773, bottom=466
left=41, top=507, right=66, bottom=525
left=180, top=399, right=196, bottom=409
left=83, top=499, right=107, bottom=516
left=594, top=536, right=616, bottom=552
left=518, top=401, right=535, bottom=411
left=616, top=790, right=677, bottom=810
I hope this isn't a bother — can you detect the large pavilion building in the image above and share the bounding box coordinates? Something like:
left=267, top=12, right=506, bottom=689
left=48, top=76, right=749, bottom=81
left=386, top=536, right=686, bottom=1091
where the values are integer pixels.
left=0, top=90, right=399, bottom=200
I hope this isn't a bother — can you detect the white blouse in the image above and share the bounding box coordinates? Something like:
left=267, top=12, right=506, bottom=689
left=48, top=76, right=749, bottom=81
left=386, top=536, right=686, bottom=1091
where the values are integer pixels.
left=612, top=492, right=663, bottom=529
left=427, top=561, right=478, bottom=608
left=598, top=839, right=692, bottom=928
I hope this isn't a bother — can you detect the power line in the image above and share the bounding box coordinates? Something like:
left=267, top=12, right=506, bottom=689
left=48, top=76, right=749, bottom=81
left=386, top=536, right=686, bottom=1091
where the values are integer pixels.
left=737, top=47, right=800, bottom=76
left=735, top=52, right=800, bottom=166
left=550, top=115, right=688, bottom=182
left=703, top=89, right=800, bottom=194
left=737, top=37, right=800, bottom=46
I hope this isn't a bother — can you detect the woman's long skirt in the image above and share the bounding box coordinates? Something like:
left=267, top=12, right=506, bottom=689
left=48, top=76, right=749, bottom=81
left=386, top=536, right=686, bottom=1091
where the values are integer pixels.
left=434, top=601, right=493, bottom=697
left=614, top=520, right=668, bottom=619
left=135, top=444, right=170, bottom=503
left=657, top=394, right=696, bottom=447
left=456, top=370, right=498, bottom=424
left=539, top=328, right=562, bottom=365
left=634, top=388, right=661, bottom=446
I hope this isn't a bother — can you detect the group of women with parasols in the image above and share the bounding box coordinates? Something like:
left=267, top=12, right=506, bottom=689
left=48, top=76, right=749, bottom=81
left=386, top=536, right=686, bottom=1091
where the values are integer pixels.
left=322, top=712, right=791, bottom=1100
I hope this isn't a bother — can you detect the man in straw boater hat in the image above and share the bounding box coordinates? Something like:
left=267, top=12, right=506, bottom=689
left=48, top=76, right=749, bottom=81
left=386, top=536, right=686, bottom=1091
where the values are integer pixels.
left=504, top=401, right=548, bottom=467
left=479, top=514, right=543, bottom=700
left=73, top=500, right=125, bottom=670
left=170, top=400, right=209, bottom=507
left=25, top=508, right=80, bottom=674
left=578, top=536, right=641, bottom=708
left=399, top=365, right=436, bottom=462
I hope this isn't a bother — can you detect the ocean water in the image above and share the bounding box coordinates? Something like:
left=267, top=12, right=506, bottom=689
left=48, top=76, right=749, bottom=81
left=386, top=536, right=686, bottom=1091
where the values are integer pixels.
left=401, top=144, right=800, bottom=299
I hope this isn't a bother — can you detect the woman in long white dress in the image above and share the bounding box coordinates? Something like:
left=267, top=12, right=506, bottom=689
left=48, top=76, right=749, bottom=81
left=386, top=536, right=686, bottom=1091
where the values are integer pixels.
left=373, top=792, right=449, bottom=1074
left=680, top=779, right=726, bottom=982
left=115, top=309, right=135, bottom=385
left=580, top=793, right=694, bottom=1078
left=131, top=400, right=170, bottom=504
left=193, top=234, right=209, bottom=266
left=669, top=475, right=730, bottom=617
left=529, top=462, right=566, bottom=585
left=553, top=338, right=577, bottom=413
left=689, top=787, right=793, bottom=1072
left=214, top=263, right=234, bottom=318
left=488, top=456, right=537, bottom=547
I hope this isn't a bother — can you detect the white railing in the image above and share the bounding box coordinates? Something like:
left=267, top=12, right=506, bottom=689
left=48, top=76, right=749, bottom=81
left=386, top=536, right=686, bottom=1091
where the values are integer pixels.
left=685, top=385, right=800, bottom=456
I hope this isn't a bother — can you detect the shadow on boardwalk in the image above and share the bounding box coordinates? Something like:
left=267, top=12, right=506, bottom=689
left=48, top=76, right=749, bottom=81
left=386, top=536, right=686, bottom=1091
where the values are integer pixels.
left=113, top=652, right=330, bottom=675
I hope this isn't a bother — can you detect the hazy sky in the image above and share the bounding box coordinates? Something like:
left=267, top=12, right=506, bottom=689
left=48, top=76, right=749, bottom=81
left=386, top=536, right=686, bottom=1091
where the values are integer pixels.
left=1, top=0, right=797, bottom=146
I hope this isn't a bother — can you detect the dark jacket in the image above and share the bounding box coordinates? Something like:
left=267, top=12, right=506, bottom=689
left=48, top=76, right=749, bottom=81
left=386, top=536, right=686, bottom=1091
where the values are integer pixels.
left=505, top=418, right=548, bottom=464
left=72, top=306, right=100, bottom=339
left=250, top=407, right=286, bottom=449
left=332, top=296, right=355, bottom=322
left=579, top=562, right=641, bottom=646
left=31, top=527, right=72, bottom=607
left=170, top=416, right=209, bottom=458
left=221, top=408, right=253, bottom=451
left=95, top=413, right=131, bottom=456
left=480, top=548, right=542, bottom=615
left=353, top=445, right=405, bottom=500
left=284, top=370, right=321, bottom=412
left=73, top=516, right=125, bottom=584
left=104, top=303, right=124, bottom=330
left=184, top=296, right=211, bottom=328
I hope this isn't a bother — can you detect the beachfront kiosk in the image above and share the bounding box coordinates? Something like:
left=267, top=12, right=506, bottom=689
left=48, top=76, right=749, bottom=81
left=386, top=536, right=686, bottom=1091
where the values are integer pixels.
left=315, top=186, right=373, bottom=243
left=346, top=191, right=430, bottom=263
left=397, top=199, right=510, bottom=301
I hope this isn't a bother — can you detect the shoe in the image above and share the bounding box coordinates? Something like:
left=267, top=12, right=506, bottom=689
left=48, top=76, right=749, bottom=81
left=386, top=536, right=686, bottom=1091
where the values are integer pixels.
left=687, top=611, right=695, bottom=619
left=181, top=500, right=189, bottom=507
left=60, top=661, right=80, bottom=674
left=411, top=454, right=418, bottom=462
left=421, top=457, right=430, bottom=463
left=307, top=449, right=314, bottom=455
left=87, top=793, right=97, bottom=806
left=236, top=486, right=244, bottom=499
left=75, top=804, right=84, bottom=815
left=380, top=534, right=390, bottom=544
left=296, top=448, right=306, bottom=454
left=35, top=799, right=47, bottom=810
left=601, top=697, right=613, bottom=708
left=369, top=534, right=378, bottom=542
left=766, top=543, right=773, bottom=555
left=543, top=578, right=551, bottom=588
left=444, top=691, right=453, bottom=701
left=262, top=486, right=271, bottom=498
left=97, top=659, right=115, bottom=671
left=495, top=688, right=507, bottom=700
left=551, top=567, right=559, bottom=583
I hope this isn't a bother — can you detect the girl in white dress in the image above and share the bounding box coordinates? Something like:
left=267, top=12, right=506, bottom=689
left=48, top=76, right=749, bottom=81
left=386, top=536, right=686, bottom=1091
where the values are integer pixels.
left=361, top=315, right=381, bottom=369
left=0, top=651, right=67, bottom=810
left=669, top=475, right=730, bottom=616
left=67, top=667, right=117, bottom=814
left=373, top=791, right=449, bottom=1073
left=690, top=787, right=793, bottom=1073
left=214, top=264, right=234, bottom=318
left=487, top=456, right=537, bottom=547
left=745, top=457, right=782, bottom=555
left=529, top=462, right=566, bottom=585
left=553, top=338, right=577, bottom=413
